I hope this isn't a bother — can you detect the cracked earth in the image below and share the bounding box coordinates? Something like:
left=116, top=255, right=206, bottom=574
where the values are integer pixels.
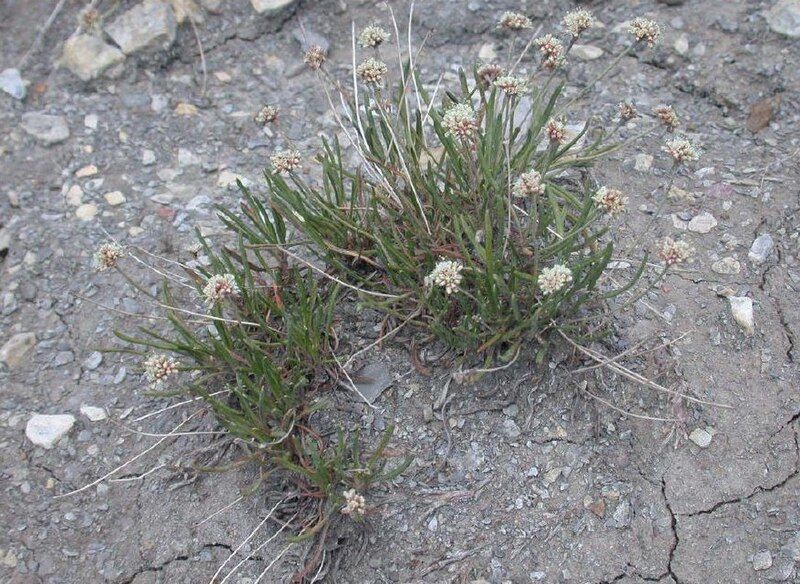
left=1, top=0, right=799, bottom=582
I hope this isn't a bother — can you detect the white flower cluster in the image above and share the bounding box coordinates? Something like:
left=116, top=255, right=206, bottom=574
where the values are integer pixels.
left=359, top=24, right=390, bottom=48
left=538, top=264, right=573, bottom=296
left=562, top=9, right=595, bottom=38
left=341, top=489, right=367, bottom=517
left=425, top=259, right=464, bottom=295
left=203, top=273, right=240, bottom=306
left=93, top=242, right=125, bottom=271
left=494, top=75, right=527, bottom=96
left=254, top=105, right=279, bottom=125
left=545, top=118, right=568, bottom=145
left=654, top=104, right=679, bottom=131
left=144, top=354, right=179, bottom=387
left=592, top=186, right=627, bottom=216
left=513, top=170, right=545, bottom=198
left=271, top=149, right=301, bottom=174
left=477, top=63, right=504, bottom=86
left=303, top=45, right=327, bottom=70
left=535, top=34, right=566, bottom=70
left=629, top=17, right=661, bottom=47
left=663, top=137, right=699, bottom=164
left=658, top=237, right=693, bottom=266
left=442, top=103, right=477, bottom=139
left=499, top=11, right=532, bottom=31
left=356, top=57, right=388, bottom=84
left=618, top=101, right=638, bottom=121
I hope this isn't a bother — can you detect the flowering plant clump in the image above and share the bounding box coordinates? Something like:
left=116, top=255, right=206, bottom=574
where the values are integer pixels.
left=270, top=149, right=301, bottom=174
left=93, top=242, right=125, bottom=271
left=499, top=11, right=532, bottom=31
left=425, top=259, right=465, bottom=295
left=358, top=24, right=390, bottom=48
left=664, top=137, right=700, bottom=163
left=202, top=273, right=240, bottom=306
left=143, top=354, right=179, bottom=388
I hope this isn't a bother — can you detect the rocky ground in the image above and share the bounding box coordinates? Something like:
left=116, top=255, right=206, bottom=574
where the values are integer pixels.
left=1, top=0, right=799, bottom=583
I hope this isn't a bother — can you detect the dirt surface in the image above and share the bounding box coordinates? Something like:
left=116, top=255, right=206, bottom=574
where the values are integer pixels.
left=1, top=0, right=799, bottom=583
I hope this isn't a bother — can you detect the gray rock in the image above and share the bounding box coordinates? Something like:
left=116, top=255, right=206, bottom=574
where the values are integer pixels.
left=251, top=0, right=297, bottom=15
left=711, top=257, right=740, bottom=275
left=0, top=68, right=26, bottom=100
left=62, top=34, right=125, bottom=81
left=570, top=45, right=604, bottom=61
left=689, top=427, right=713, bottom=448
left=729, top=296, right=754, bottom=335
left=766, top=0, right=800, bottom=38
left=752, top=550, right=773, bottom=571
left=0, top=332, right=36, bottom=369
left=21, top=112, right=70, bottom=145
left=80, top=405, right=108, bottom=422
left=25, top=414, right=76, bottom=449
left=106, top=0, right=177, bottom=55
left=500, top=418, right=521, bottom=439
left=84, top=351, right=103, bottom=370
left=748, top=233, right=774, bottom=263
left=687, top=211, right=718, bottom=234
left=352, top=361, right=393, bottom=404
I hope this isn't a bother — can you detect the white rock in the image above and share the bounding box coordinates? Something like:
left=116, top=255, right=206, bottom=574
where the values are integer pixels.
left=62, top=34, right=125, bottom=81
left=752, top=550, right=773, bottom=571
left=169, top=0, right=204, bottom=23
left=75, top=203, right=98, bottom=221
left=0, top=68, right=26, bottom=100
left=673, top=33, right=689, bottom=56
left=66, top=184, right=84, bottom=206
left=634, top=153, right=653, bottom=172
left=142, top=149, right=156, bottom=165
left=571, top=44, right=604, bottom=61
left=178, top=148, right=201, bottom=166
left=75, top=164, right=98, bottom=178
left=1, top=332, right=36, bottom=369
left=766, top=0, right=800, bottom=38
left=689, top=428, right=713, bottom=448
left=104, top=191, right=126, bottom=205
left=748, top=233, right=774, bottom=264
left=21, top=112, right=70, bottom=145
left=84, top=114, right=99, bottom=129
left=80, top=405, right=108, bottom=422
left=729, top=296, right=754, bottom=335
left=106, top=0, right=177, bottom=55
left=478, top=42, right=497, bottom=61
left=25, top=414, right=76, bottom=449
left=250, top=0, right=297, bottom=15
left=687, top=211, right=718, bottom=234
left=217, top=170, right=249, bottom=188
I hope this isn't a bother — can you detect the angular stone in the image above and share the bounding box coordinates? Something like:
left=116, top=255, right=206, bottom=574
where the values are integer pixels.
left=353, top=361, right=394, bottom=404
left=711, top=257, right=740, bottom=275
left=0, top=332, right=36, bottom=369
left=729, top=296, right=754, bottom=335
left=104, top=191, right=126, bottom=205
left=251, top=0, right=297, bottom=15
left=25, top=414, right=76, bottom=449
left=21, top=112, right=70, bottom=145
left=80, top=405, right=108, bottom=422
left=106, top=0, right=177, bottom=55
left=75, top=203, right=98, bottom=221
left=766, top=0, right=800, bottom=38
left=0, top=68, right=26, bottom=100
left=62, top=34, right=125, bottom=81
left=752, top=550, right=773, bottom=571
left=748, top=233, right=774, bottom=264
left=634, top=153, right=653, bottom=172
left=687, top=211, right=717, bottom=234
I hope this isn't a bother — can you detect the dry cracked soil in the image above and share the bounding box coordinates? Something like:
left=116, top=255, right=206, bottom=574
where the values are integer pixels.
left=1, top=0, right=799, bottom=583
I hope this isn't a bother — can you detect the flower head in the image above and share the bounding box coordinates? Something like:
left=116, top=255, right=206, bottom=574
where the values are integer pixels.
left=356, top=57, right=388, bottom=84
left=442, top=103, right=477, bottom=139
left=477, top=63, right=504, bottom=86
left=424, top=259, right=464, bottom=295
left=254, top=105, right=279, bottom=125
left=513, top=171, right=545, bottom=198
left=535, top=34, right=566, bottom=70
left=494, top=75, right=527, bottom=96
left=144, top=354, right=179, bottom=388
left=563, top=9, right=595, bottom=38
left=270, top=149, right=301, bottom=174
left=663, top=137, right=699, bottom=164
left=654, top=104, right=679, bottom=132
left=538, top=264, right=573, bottom=295
left=92, top=242, right=125, bottom=271
left=545, top=118, right=568, bottom=145
left=203, top=273, right=240, bottom=306
left=658, top=237, right=693, bottom=266
left=629, top=17, right=661, bottom=48
left=359, top=24, right=390, bottom=48
left=592, top=186, right=628, bottom=216
left=618, top=101, right=638, bottom=121
left=304, top=44, right=327, bottom=70
left=341, top=489, right=366, bottom=517
left=499, top=11, right=532, bottom=31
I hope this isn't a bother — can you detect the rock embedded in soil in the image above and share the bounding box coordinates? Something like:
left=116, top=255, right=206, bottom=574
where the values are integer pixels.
left=687, top=211, right=718, bottom=233
left=711, top=257, right=741, bottom=275
left=80, top=405, right=108, bottom=422
left=25, top=414, right=76, bottom=449
left=729, top=296, right=754, bottom=335
left=62, top=34, right=125, bottom=81
left=106, top=0, right=177, bottom=55
left=752, top=550, right=773, bottom=571
left=0, top=68, right=26, bottom=100
left=571, top=45, right=604, bottom=61
left=689, top=427, right=713, bottom=448
left=766, top=0, right=800, bottom=38
left=21, top=112, right=70, bottom=145
left=748, top=233, right=774, bottom=263
left=251, top=0, right=297, bottom=15
left=1, top=332, right=36, bottom=368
